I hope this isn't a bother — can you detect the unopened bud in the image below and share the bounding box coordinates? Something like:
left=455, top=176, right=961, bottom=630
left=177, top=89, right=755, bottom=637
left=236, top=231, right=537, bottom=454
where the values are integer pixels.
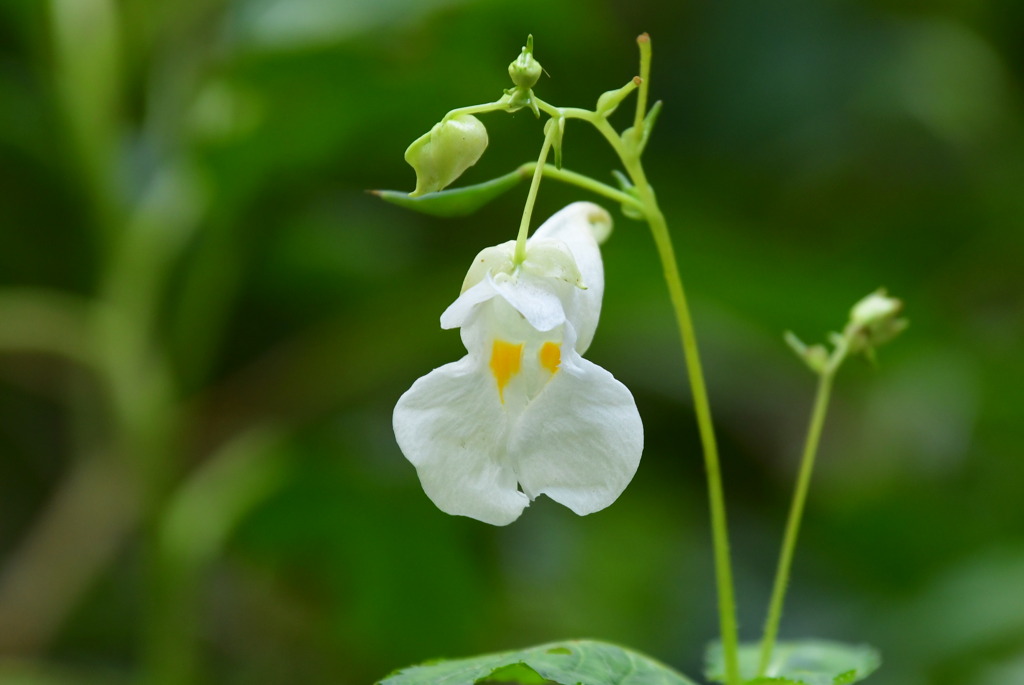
left=851, top=290, right=901, bottom=327
left=845, top=289, right=907, bottom=355
left=596, top=77, right=641, bottom=117
left=508, top=35, right=543, bottom=90
left=405, top=114, right=488, bottom=197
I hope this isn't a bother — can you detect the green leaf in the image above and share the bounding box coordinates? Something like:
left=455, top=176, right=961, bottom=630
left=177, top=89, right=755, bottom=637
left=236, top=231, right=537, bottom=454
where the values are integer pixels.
left=483, top=663, right=549, bottom=683
left=379, top=639, right=697, bottom=685
left=371, top=169, right=525, bottom=218
left=704, top=640, right=880, bottom=685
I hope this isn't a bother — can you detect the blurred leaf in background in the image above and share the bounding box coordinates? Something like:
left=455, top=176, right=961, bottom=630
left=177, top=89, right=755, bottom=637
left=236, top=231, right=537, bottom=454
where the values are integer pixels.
left=0, top=0, right=1022, bottom=684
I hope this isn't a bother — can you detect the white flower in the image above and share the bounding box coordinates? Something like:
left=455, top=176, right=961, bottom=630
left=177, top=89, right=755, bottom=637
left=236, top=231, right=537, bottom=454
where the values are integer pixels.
left=393, top=202, right=643, bottom=525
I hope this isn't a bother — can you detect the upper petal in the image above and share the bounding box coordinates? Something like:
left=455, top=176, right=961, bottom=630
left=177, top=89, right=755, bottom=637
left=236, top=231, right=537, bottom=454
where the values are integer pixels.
left=510, top=352, right=643, bottom=516
left=393, top=357, right=529, bottom=525
left=529, top=202, right=609, bottom=354
left=442, top=252, right=569, bottom=334
left=489, top=271, right=566, bottom=332
left=440, top=278, right=498, bottom=330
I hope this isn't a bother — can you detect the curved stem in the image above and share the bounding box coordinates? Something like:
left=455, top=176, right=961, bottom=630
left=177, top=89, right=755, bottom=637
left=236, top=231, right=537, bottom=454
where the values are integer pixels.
left=518, top=36, right=743, bottom=683
left=516, top=163, right=642, bottom=211
left=533, top=97, right=596, bottom=123
left=622, top=152, right=741, bottom=685
left=443, top=98, right=510, bottom=120
left=0, top=289, right=95, bottom=366
left=513, top=121, right=557, bottom=263
left=758, top=344, right=847, bottom=675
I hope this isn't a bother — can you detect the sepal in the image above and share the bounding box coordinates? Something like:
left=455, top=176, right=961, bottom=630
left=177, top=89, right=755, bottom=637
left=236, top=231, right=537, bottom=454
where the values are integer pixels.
left=612, top=169, right=645, bottom=220
left=546, top=116, right=566, bottom=169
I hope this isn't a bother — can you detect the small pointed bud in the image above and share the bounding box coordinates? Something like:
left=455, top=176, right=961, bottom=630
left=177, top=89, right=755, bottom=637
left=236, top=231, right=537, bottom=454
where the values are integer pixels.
left=596, top=77, right=641, bottom=117
left=405, top=114, right=489, bottom=197
left=508, top=35, right=543, bottom=89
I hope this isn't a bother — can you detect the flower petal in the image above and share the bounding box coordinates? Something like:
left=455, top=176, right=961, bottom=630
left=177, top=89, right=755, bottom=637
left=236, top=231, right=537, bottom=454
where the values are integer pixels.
left=489, top=271, right=566, bottom=332
left=442, top=269, right=567, bottom=336
left=510, top=353, right=642, bottom=515
left=393, top=357, right=529, bottom=525
left=530, top=202, right=609, bottom=353
left=440, top=279, right=498, bottom=330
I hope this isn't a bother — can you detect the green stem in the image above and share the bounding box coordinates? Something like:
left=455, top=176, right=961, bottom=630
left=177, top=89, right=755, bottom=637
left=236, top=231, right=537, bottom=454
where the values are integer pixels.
left=513, top=122, right=557, bottom=264
left=757, top=344, right=846, bottom=676
left=443, top=98, right=510, bottom=120
left=534, top=98, right=593, bottom=122
left=516, top=163, right=642, bottom=211
left=645, top=197, right=742, bottom=685
left=615, top=139, right=741, bottom=685
left=633, top=33, right=651, bottom=133
left=523, top=35, right=742, bottom=683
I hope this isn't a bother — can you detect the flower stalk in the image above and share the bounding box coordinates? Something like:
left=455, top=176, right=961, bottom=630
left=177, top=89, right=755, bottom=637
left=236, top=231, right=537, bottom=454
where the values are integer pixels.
left=514, top=121, right=557, bottom=264
left=757, top=345, right=844, bottom=676
left=759, top=291, right=904, bottom=675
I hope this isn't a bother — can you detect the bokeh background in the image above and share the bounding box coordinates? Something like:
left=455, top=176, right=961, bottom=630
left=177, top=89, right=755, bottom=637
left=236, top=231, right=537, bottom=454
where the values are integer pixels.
left=1, top=0, right=1022, bottom=683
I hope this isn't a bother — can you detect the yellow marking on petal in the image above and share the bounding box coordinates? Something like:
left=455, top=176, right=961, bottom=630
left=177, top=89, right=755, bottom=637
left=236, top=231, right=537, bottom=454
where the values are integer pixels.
left=540, top=341, right=561, bottom=374
left=490, top=340, right=523, bottom=403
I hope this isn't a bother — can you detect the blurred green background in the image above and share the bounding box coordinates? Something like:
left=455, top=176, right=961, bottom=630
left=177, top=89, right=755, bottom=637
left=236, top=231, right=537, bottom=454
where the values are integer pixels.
left=1, top=0, right=1022, bottom=683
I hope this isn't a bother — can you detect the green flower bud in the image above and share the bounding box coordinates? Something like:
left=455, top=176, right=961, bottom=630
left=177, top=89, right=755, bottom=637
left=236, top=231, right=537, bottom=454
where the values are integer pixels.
left=596, top=77, right=641, bottom=117
left=405, top=114, right=488, bottom=197
left=508, top=35, right=543, bottom=90
left=850, top=290, right=901, bottom=327
left=845, top=289, right=907, bottom=356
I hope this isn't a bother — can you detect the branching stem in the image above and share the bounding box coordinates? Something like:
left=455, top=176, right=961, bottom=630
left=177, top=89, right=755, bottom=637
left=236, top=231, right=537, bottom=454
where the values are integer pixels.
left=516, top=163, right=642, bottom=211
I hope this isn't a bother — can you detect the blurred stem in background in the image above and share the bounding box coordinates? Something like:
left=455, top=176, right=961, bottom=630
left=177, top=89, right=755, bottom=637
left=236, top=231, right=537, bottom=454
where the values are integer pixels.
left=0, top=1, right=280, bottom=682
left=759, top=293, right=905, bottom=674
left=49, top=0, right=122, bottom=248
